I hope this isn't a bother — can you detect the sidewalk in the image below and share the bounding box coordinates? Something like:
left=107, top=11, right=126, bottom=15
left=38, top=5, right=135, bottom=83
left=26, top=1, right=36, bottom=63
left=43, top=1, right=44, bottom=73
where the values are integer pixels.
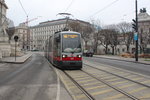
left=94, top=55, right=150, bottom=65
left=0, top=53, right=32, bottom=64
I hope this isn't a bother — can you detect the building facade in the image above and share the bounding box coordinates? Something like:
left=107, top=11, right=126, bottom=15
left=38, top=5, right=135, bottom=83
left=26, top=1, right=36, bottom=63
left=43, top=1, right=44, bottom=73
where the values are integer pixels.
left=14, top=23, right=30, bottom=51
left=30, top=18, right=91, bottom=51
left=138, top=8, right=150, bottom=53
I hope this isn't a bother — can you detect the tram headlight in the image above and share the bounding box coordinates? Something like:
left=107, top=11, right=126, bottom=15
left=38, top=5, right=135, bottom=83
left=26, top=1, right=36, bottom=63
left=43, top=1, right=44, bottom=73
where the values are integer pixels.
left=62, top=55, right=67, bottom=58
left=77, top=55, right=82, bottom=58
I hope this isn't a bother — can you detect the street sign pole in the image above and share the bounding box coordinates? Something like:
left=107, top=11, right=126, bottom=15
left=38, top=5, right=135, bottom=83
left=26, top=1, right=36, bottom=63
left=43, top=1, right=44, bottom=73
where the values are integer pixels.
left=15, top=41, right=16, bottom=61
left=14, top=36, right=19, bottom=61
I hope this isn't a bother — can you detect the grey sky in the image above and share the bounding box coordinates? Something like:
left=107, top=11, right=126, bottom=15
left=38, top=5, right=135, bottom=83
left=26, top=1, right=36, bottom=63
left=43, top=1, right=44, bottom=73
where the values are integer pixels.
left=5, top=0, right=150, bottom=26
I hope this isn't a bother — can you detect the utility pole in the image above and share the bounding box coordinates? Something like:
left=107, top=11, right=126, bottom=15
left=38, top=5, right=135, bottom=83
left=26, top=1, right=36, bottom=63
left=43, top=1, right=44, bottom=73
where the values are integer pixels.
left=132, top=0, right=138, bottom=61
left=0, top=2, right=2, bottom=36
left=135, top=0, right=138, bottom=61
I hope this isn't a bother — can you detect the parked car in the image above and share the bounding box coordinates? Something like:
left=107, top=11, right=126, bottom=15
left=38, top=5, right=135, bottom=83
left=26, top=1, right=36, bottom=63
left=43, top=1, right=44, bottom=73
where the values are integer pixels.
left=83, top=50, right=94, bottom=57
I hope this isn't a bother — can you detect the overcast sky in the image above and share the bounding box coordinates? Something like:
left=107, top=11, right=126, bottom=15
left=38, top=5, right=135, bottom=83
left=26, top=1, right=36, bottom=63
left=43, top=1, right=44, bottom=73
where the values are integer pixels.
left=5, top=0, right=150, bottom=26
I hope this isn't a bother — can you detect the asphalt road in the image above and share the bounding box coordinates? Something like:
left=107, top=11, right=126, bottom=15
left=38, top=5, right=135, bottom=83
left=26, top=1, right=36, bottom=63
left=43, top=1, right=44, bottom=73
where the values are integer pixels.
left=0, top=53, right=72, bottom=100
left=84, top=57, right=150, bottom=76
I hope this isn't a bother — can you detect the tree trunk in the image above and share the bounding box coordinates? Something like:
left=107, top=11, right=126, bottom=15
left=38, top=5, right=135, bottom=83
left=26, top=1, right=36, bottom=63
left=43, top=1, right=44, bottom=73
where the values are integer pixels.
left=85, top=41, right=88, bottom=50
left=127, top=45, right=130, bottom=53
left=111, top=46, right=115, bottom=55
left=105, top=45, right=108, bottom=54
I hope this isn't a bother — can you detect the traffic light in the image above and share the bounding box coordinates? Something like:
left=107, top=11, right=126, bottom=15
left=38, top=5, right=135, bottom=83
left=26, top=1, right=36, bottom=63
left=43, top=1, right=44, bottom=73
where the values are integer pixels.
left=132, top=19, right=137, bottom=32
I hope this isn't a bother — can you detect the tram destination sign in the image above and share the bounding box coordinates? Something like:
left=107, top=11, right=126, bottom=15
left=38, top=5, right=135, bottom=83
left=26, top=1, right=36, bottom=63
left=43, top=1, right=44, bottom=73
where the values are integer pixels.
left=63, top=34, right=78, bottom=38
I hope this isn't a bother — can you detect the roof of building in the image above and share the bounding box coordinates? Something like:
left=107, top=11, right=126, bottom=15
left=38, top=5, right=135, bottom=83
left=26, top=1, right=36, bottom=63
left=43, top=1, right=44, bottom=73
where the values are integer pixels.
left=30, top=18, right=90, bottom=28
left=138, top=12, right=150, bottom=22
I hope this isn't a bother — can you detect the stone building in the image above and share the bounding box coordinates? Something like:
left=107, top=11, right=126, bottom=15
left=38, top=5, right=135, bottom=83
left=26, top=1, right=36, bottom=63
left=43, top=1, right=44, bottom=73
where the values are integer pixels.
left=14, top=23, right=30, bottom=51
left=0, top=0, right=11, bottom=58
left=138, top=8, right=150, bottom=53
left=30, top=18, right=91, bottom=51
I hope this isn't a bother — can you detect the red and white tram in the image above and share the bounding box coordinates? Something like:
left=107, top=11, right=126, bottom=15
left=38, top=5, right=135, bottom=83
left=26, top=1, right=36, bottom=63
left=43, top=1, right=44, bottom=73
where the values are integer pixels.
left=45, top=31, right=82, bottom=69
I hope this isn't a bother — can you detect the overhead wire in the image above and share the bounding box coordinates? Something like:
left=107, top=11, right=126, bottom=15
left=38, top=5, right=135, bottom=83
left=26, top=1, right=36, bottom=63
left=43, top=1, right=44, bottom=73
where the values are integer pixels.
left=64, top=0, right=74, bottom=13
left=18, top=0, right=28, bottom=17
left=90, top=0, right=120, bottom=17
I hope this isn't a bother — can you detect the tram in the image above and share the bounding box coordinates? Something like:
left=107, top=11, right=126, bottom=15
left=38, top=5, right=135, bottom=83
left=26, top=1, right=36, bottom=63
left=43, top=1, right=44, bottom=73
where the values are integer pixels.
left=45, top=31, right=82, bottom=69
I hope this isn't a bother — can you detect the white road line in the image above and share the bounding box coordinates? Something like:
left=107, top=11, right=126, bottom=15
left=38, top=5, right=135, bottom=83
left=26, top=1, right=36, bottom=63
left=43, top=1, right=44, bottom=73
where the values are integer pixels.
left=55, top=69, right=61, bottom=100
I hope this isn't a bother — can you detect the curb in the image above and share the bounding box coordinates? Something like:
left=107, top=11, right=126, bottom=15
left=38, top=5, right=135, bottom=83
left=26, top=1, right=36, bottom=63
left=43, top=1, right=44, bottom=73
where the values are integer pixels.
left=0, top=54, right=32, bottom=64
left=93, top=56, right=150, bottom=65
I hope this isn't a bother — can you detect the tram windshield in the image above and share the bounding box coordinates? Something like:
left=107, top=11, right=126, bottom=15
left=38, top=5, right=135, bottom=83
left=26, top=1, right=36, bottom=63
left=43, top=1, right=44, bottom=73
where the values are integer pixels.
left=62, top=34, right=82, bottom=53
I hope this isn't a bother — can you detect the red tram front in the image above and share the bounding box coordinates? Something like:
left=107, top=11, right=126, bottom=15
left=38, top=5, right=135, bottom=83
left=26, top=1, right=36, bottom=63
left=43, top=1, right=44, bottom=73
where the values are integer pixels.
left=45, top=31, right=82, bottom=69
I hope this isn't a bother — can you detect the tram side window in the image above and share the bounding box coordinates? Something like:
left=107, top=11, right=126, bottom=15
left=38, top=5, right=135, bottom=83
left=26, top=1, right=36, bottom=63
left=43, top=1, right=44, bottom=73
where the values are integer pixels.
left=54, top=36, right=61, bottom=57
left=49, top=37, right=52, bottom=52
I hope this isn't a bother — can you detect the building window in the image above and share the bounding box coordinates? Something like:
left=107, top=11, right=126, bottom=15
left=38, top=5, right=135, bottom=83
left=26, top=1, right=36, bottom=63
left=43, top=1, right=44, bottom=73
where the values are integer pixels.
left=141, top=28, right=143, bottom=34
left=103, top=49, right=105, bottom=52
left=117, top=49, right=120, bottom=52
left=122, top=48, right=125, bottom=52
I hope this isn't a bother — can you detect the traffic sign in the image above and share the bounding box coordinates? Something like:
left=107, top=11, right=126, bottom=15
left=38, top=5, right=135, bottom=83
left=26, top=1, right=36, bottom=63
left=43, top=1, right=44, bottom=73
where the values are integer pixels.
left=134, top=33, right=138, bottom=41
left=14, top=36, right=19, bottom=42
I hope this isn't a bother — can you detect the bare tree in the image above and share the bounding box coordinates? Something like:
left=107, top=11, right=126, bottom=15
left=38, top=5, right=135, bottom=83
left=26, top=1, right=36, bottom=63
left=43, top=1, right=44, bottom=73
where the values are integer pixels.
left=81, top=25, right=93, bottom=49
left=69, top=21, right=93, bottom=50
left=97, top=29, right=111, bottom=54
left=116, top=22, right=133, bottom=53
left=69, top=21, right=81, bottom=32
left=108, top=29, right=119, bottom=55
left=90, top=19, right=102, bottom=54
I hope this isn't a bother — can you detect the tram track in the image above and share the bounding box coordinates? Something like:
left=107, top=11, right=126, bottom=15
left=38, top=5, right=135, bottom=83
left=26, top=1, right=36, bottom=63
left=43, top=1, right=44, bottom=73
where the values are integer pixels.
left=81, top=63, right=150, bottom=99
left=81, top=70, right=139, bottom=100
left=63, top=70, right=95, bottom=100
left=84, top=63, right=150, bottom=88
left=58, top=63, right=150, bottom=100
left=64, top=69, right=140, bottom=100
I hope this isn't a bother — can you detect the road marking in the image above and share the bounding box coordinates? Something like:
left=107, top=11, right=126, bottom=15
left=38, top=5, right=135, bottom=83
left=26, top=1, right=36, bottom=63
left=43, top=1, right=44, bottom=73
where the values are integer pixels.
left=132, top=77, right=143, bottom=81
left=86, top=85, right=107, bottom=90
left=126, top=75, right=137, bottom=78
left=103, top=94, right=124, bottom=100
left=82, top=81, right=101, bottom=86
left=85, top=60, right=150, bottom=78
left=140, top=93, right=150, bottom=99
left=55, top=69, right=61, bottom=100
left=141, top=80, right=150, bottom=84
left=111, top=80, right=128, bottom=85
left=129, top=87, right=147, bottom=94
left=75, top=76, right=91, bottom=81
left=72, top=75, right=89, bottom=78
left=68, top=86, right=76, bottom=89
left=92, top=89, right=113, bottom=96
left=107, top=78, right=120, bottom=82
left=101, top=76, right=116, bottom=79
left=120, top=84, right=135, bottom=89
left=75, top=94, right=88, bottom=99
left=78, top=79, right=96, bottom=83
left=118, top=73, right=130, bottom=76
